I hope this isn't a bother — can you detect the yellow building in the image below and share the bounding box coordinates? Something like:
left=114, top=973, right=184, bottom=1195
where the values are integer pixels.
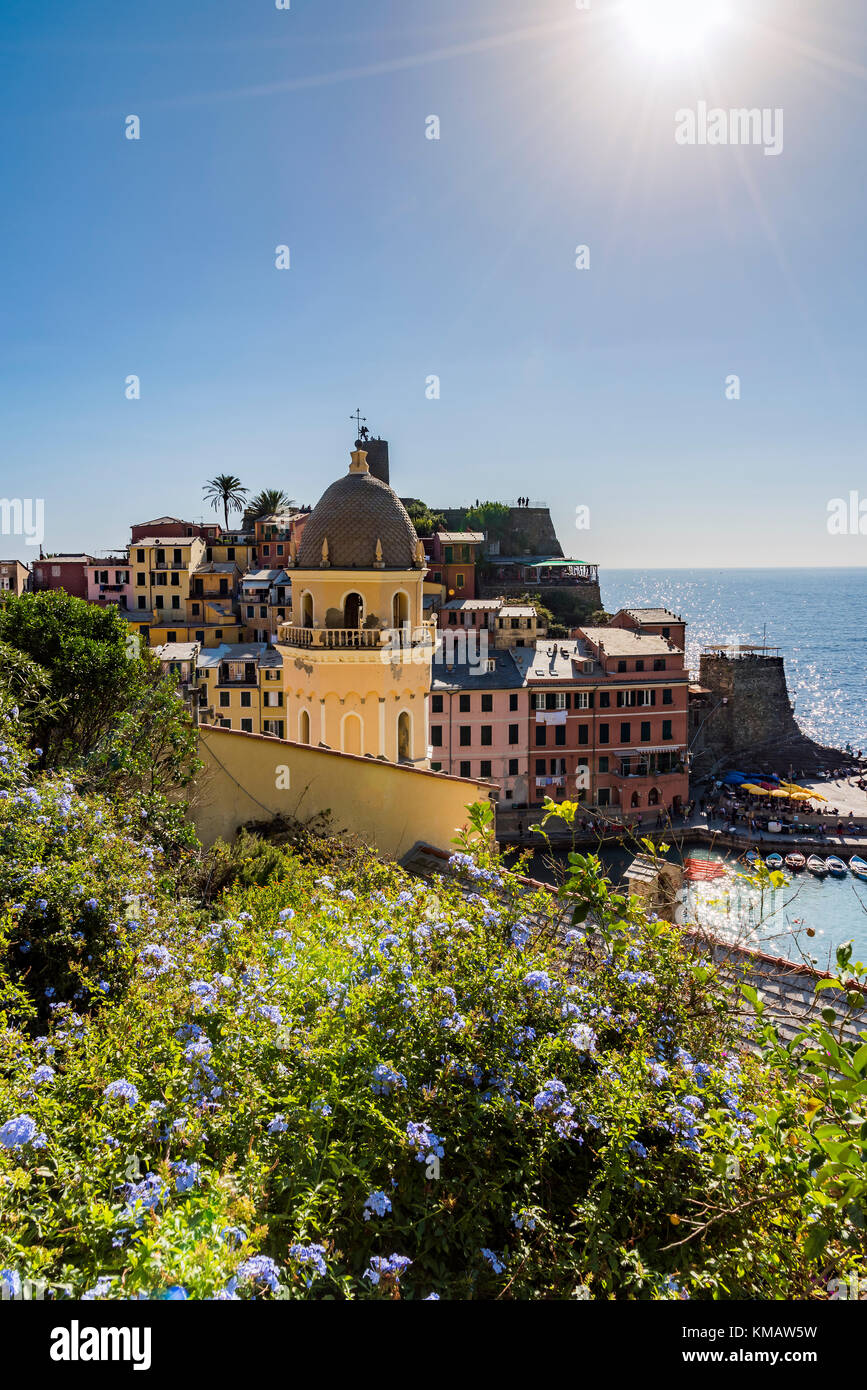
left=277, top=448, right=435, bottom=764
left=130, top=536, right=205, bottom=637
left=128, top=537, right=245, bottom=647
left=239, top=569, right=292, bottom=644
left=206, top=533, right=256, bottom=571
left=197, top=643, right=284, bottom=736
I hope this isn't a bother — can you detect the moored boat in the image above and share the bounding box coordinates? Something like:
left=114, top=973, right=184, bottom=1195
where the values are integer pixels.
left=851, top=855, right=867, bottom=881
left=766, top=853, right=784, bottom=870
left=825, top=855, right=847, bottom=876
left=807, top=855, right=828, bottom=877
left=745, top=850, right=761, bottom=866
left=785, top=852, right=806, bottom=871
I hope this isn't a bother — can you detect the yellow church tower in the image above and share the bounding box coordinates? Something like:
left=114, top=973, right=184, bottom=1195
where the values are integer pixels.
left=276, top=447, right=435, bottom=764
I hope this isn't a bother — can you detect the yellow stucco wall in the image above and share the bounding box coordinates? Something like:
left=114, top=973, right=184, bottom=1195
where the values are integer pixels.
left=278, top=565, right=433, bottom=764
left=192, top=725, right=492, bottom=859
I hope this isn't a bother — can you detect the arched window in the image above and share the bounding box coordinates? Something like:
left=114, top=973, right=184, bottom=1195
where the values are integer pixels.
left=392, top=591, right=409, bottom=629
left=648, top=787, right=660, bottom=806
left=343, top=592, right=363, bottom=628
left=397, top=710, right=411, bottom=762
left=299, top=709, right=310, bottom=745
left=630, top=791, right=641, bottom=809
left=342, top=712, right=363, bottom=756
left=301, top=592, right=314, bottom=628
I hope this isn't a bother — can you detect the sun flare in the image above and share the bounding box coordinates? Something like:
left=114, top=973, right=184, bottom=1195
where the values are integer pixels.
left=621, top=0, right=731, bottom=56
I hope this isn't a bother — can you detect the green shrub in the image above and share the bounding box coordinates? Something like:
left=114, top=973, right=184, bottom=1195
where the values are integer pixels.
left=0, top=734, right=864, bottom=1300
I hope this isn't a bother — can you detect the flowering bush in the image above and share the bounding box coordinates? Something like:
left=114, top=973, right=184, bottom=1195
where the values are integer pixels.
left=0, top=725, right=864, bottom=1299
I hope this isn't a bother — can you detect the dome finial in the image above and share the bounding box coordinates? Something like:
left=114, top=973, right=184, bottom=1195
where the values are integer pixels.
left=321, top=536, right=330, bottom=567
left=349, top=448, right=370, bottom=475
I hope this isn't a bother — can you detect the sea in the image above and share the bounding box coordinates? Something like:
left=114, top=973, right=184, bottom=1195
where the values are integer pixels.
left=534, top=569, right=867, bottom=963
left=601, top=568, right=867, bottom=752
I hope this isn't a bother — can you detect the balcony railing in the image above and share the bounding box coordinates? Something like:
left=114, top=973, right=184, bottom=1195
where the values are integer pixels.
left=280, top=623, right=436, bottom=651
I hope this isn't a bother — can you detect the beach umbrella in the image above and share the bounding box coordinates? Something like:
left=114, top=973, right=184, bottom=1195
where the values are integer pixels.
left=741, top=784, right=765, bottom=795
left=768, top=788, right=789, bottom=798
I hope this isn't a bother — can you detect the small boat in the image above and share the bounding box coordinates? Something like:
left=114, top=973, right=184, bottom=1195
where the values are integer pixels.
left=807, top=855, right=828, bottom=878
left=785, top=852, right=806, bottom=871
left=826, top=856, right=847, bottom=877
left=766, top=853, right=784, bottom=870
left=745, top=850, right=761, bottom=866
left=851, top=855, right=867, bottom=881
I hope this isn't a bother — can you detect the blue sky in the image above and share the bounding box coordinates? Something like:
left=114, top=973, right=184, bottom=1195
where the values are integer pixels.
left=1, top=0, right=866, bottom=566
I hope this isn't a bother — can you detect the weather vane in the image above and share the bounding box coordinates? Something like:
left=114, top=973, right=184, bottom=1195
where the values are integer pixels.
left=350, top=408, right=370, bottom=442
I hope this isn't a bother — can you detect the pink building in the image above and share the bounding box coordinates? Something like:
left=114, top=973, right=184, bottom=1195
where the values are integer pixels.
left=429, top=651, right=530, bottom=805
left=86, top=556, right=133, bottom=610
left=606, top=607, right=687, bottom=653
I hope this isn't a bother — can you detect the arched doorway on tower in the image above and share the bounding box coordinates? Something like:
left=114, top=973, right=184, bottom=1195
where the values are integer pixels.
left=343, top=592, right=364, bottom=628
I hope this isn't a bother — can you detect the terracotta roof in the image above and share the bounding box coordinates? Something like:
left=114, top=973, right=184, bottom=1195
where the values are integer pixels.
left=297, top=457, right=419, bottom=570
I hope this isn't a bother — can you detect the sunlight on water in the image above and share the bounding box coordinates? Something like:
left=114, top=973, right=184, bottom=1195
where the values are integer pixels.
left=602, top=569, right=867, bottom=750
left=683, top=860, right=867, bottom=966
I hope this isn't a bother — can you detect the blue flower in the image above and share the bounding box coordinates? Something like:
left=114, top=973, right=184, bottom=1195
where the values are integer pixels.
left=406, top=1121, right=445, bottom=1164
left=138, top=944, right=172, bottom=978
left=171, top=1160, right=200, bottom=1193
left=511, top=1210, right=537, bottom=1232
left=288, top=1243, right=327, bottom=1284
left=362, top=1189, right=392, bottom=1221
left=103, top=1079, right=140, bottom=1106
left=237, top=1254, right=281, bottom=1292
left=267, top=1114, right=288, bottom=1134
left=568, top=1023, right=597, bottom=1054
left=371, top=1063, right=406, bottom=1096
left=481, top=1248, right=507, bottom=1274
left=123, top=1174, right=165, bottom=1223
left=510, top=921, right=532, bottom=951
left=533, top=1079, right=577, bottom=1139
left=629, top=1140, right=649, bottom=1159
left=0, top=1270, right=21, bottom=1298
left=363, top=1254, right=412, bottom=1286
left=81, top=1275, right=113, bottom=1300
left=523, top=970, right=552, bottom=992
left=0, top=1115, right=39, bottom=1149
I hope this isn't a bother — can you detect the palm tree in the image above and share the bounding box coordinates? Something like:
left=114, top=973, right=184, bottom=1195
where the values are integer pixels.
left=247, top=488, right=296, bottom=521
left=203, top=475, right=249, bottom=531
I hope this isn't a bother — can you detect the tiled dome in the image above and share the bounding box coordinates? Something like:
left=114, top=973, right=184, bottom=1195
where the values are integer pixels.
left=297, top=452, right=420, bottom=569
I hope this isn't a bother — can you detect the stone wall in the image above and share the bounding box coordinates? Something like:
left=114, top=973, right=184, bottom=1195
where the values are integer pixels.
left=696, top=653, right=841, bottom=772
left=477, top=579, right=602, bottom=626
left=434, top=506, right=563, bottom=558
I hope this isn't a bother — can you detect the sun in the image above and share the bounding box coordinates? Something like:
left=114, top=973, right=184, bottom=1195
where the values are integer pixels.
left=621, top=0, right=731, bottom=56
